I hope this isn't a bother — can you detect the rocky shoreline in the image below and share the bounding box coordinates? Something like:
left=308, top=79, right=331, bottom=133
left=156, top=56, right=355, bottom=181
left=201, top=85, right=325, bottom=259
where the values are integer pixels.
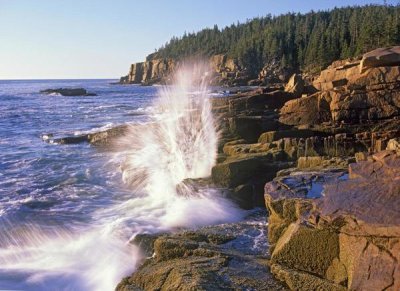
left=116, top=46, right=400, bottom=290
left=116, top=210, right=288, bottom=291
left=47, top=46, right=400, bottom=290
left=266, top=150, right=400, bottom=290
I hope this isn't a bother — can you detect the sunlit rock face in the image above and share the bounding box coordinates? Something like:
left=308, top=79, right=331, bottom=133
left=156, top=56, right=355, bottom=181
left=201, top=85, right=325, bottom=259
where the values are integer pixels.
left=280, top=46, right=400, bottom=127
left=119, top=55, right=250, bottom=86
left=264, top=150, right=400, bottom=290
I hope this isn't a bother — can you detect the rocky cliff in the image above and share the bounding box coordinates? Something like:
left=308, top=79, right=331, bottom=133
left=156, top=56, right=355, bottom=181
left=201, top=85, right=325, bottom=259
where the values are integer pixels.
left=119, top=54, right=292, bottom=86
left=119, top=58, right=176, bottom=85
left=119, top=54, right=249, bottom=86
left=208, top=45, right=400, bottom=290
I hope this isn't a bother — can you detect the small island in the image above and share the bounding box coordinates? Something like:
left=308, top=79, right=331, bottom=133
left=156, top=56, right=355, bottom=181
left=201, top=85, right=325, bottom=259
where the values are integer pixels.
left=40, top=88, right=97, bottom=96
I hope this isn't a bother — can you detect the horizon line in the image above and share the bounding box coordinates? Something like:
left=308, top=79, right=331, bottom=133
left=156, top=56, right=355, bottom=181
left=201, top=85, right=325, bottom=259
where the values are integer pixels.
left=0, top=77, right=120, bottom=81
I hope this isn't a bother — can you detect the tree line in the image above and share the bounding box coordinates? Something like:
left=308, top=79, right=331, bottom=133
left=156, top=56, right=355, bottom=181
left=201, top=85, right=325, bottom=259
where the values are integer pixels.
left=148, top=5, right=400, bottom=76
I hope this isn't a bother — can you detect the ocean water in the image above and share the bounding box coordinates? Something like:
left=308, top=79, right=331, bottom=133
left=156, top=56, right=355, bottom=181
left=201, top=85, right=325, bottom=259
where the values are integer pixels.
left=0, top=78, right=244, bottom=290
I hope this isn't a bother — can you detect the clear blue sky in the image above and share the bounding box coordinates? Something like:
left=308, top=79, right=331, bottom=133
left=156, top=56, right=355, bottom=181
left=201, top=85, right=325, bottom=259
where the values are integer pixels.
left=0, top=0, right=395, bottom=79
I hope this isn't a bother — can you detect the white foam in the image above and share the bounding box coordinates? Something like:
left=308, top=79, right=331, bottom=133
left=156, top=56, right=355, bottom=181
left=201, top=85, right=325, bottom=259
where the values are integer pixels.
left=73, top=123, right=115, bottom=136
left=0, top=63, right=245, bottom=290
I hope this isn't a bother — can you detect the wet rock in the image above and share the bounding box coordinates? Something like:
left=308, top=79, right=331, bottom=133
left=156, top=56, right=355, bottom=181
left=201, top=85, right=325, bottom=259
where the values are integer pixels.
left=53, top=134, right=89, bottom=144
left=228, top=90, right=295, bottom=115
left=228, top=116, right=275, bottom=142
left=264, top=171, right=344, bottom=251
left=87, top=124, right=128, bottom=145
left=230, top=184, right=255, bottom=210
left=223, top=142, right=272, bottom=157
left=40, top=88, right=96, bottom=96
left=44, top=124, right=128, bottom=146
left=116, top=212, right=288, bottom=291
left=131, top=233, right=162, bottom=258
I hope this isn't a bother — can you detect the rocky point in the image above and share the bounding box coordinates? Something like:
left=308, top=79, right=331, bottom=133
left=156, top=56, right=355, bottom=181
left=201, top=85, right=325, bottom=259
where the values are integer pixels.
left=51, top=46, right=400, bottom=291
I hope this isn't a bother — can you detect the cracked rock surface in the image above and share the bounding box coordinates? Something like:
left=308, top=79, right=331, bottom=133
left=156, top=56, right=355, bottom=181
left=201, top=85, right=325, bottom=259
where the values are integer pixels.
left=265, top=151, right=400, bottom=291
left=116, top=210, right=288, bottom=291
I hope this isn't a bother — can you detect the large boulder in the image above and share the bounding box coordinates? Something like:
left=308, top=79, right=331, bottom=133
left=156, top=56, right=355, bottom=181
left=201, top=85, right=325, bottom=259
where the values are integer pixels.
left=44, top=124, right=128, bottom=146
left=312, top=61, right=360, bottom=91
left=211, top=152, right=292, bottom=208
left=279, top=93, right=331, bottom=126
left=282, top=47, right=400, bottom=126
left=284, top=74, right=304, bottom=98
left=360, top=46, right=400, bottom=73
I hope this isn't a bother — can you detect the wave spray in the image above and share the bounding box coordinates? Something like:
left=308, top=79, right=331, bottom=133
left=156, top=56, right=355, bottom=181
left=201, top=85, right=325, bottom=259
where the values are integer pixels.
left=116, top=62, right=243, bottom=229
left=0, top=63, right=244, bottom=291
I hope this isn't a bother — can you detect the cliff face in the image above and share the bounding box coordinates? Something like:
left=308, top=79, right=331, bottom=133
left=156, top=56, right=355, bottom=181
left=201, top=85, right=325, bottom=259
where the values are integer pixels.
left=280, top=46, right=400, bottom=127
left=120, top=54, right=274, bottom=86
left=119, top=58, right=176, bottom=85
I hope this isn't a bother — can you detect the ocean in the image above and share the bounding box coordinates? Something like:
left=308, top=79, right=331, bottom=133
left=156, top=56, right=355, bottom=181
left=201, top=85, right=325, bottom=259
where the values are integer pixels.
left=0, top=79, right=244, bottom=290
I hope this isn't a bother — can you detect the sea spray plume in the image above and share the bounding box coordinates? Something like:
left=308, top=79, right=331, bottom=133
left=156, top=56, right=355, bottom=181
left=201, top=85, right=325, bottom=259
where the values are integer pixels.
left=114, top=62, right=244, bottom=228
left=118, top=62, right=218, bottom=198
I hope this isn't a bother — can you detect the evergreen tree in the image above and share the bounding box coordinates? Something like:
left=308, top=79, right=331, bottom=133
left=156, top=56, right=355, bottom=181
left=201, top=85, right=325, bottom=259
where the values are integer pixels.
left=149, top=5, right=400, bottom=74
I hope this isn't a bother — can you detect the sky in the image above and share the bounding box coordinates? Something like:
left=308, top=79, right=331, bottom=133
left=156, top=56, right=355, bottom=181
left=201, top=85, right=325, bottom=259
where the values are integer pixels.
left=0, top=0, right=396, bottom=79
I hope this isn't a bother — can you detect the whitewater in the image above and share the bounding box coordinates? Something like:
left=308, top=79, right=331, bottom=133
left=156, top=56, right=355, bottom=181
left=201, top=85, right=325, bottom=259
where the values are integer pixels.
left=0, top=67, right=244, bottom=290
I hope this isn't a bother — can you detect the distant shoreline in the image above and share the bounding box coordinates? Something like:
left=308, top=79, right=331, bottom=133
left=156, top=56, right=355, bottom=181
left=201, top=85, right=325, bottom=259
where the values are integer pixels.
left=0, top=78, right=119, bottom=81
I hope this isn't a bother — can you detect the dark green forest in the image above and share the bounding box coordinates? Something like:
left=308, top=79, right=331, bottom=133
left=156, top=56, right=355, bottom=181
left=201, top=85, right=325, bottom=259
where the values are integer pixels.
left=148, top=5, right=400, bottom=75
